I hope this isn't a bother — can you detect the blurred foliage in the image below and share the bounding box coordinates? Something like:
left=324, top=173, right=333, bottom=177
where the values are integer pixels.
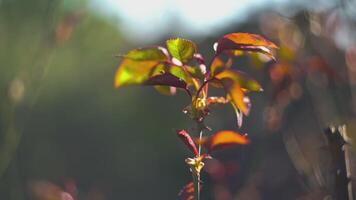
left=1, top=0, right=356, bottom=200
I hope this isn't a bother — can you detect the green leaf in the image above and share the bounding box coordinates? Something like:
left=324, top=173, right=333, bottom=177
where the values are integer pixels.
left=154, top=86, right=175, bottom=95
left=121, top=47, right=168, bottom=61
left=114, top=59, right=159, bottom=87
left=166, top=38, right=196, bottom=63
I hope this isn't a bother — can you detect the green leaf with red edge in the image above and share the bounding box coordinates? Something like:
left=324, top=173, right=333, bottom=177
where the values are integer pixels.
left=166, top=38, right=197, bottom=63
left=176, top=129, right=199, bottom=156
left=114, top=59, right=160, bottom=88
left=215, top=33, right=278, bottom=59
left=203, top=130, right=249, bottom=152
left=214, top=69, right=263, bottom=92
left=120, top=47, right=168, bottom=61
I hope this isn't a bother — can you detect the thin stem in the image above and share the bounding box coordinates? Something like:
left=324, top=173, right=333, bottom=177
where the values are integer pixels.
left=196, top=78, right=212, bottom=98
left=198, top=129, right=203, bottom=156
left=194, top=129, right=203, bottom=200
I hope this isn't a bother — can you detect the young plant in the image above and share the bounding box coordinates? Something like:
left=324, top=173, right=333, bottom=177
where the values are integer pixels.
left=114, top=33, right=277, bottom=200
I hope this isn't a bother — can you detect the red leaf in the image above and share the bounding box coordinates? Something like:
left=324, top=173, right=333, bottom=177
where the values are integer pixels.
left=176, top=129, right=199, bottom=156
left=204, top=130, right=249, bottom=152
left=179, top=182, right=201, bottom=200
left=143, top=72, right=187, bottom=89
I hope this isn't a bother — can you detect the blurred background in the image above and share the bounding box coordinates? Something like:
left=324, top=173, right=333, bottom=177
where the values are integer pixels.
left=1, top=0, right=356, bottom=199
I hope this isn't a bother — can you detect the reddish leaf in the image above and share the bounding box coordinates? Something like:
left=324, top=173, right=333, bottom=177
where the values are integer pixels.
left=144, top=72, right=187, bottom=89
left=204, top=130, right=249, bottom=152
left=215, top=33, right=278, bottom=58
left=218, top=78, right=248, bottom=115
left=214, top=69, right=263, bottom=92
left=179, top=182, right=201, bottom=200
left=176, top=129, right=199, bottom=156
left=210, top=57, right=233, bottom=76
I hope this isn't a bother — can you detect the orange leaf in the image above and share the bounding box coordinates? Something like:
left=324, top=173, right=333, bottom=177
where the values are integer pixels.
left=214, top=69, right=263, bottom=92
left=215, top=33, right=278, bottom=58
left=210, top=57, right=233, bottom=76
left=218, top=78, right=248, bottom=115
left=205, top=130, right=249, bottom=152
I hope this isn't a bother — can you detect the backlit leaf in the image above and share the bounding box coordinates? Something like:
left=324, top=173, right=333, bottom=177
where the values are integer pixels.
left=166, top=38, right=197, bottom=63
left=169, top=65, right=192, bottom=84
left=210, top=57, right=232, bottom=76
left=176, top=129, right=199, bottom=156
left=212, top=69, right=260, bottom=115
left=214, top=69, right=263, bottom=92
left=154, top=86, right=176, bottom=95
left=224, top=80, right=248, bottom=115
left=121, top=47, right=168, bottom=61
left=114, top=59, right=159, bottom=88
left=210, top=77, right=247, bottom=115
left=186, top=66, right=205, bottom=79
left=215, top=33, right=277, bottom=59
left=204, top=130, right=249, bottom=152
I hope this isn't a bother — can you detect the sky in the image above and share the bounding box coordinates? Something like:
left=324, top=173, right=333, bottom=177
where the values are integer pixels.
left=89, top=0, right=339, bottom=42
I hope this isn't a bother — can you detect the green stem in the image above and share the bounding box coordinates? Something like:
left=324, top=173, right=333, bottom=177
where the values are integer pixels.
left=193, top=171, right=200, bottom=200
left=193, top=129, right=203, bottom=200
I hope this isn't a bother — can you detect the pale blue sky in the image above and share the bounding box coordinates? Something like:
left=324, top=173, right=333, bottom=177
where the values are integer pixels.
left=89, top=0, right=337, bottom=42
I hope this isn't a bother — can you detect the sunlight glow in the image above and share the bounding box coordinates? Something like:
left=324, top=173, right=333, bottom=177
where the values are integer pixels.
left=89, top=0, right=333, bottom=42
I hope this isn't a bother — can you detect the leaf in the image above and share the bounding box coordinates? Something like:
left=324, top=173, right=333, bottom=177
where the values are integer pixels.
left=231, top=102, right=243, bottom=128
left=212, top=69, right=259, bottom=115
left=166, top=38, right=197, bottom=63
left=206, top=96, right=228, bottom=105
left=204, top=130, right=249, bottom=152
left=179, top=182, right=201, bottom=200
left=154, top=86, right=177, bottom=95
left=214, top=69, right=263, bottom=92
left=114, top=59, right=159, bottom=88
left=121, top=47, right=168, bottom=61
left=185, top=66, right=205, bottom=79
left=215, top=33, right=277, bottom=59
left=176, top=129, right=199, bottom=156
left=169, top=65, right=192, bottom=84
left=210, top=57, right=232, bottom=76
left=225, top=81, right=248, bottom=115
left=144, top=72, right=187, bottom=89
